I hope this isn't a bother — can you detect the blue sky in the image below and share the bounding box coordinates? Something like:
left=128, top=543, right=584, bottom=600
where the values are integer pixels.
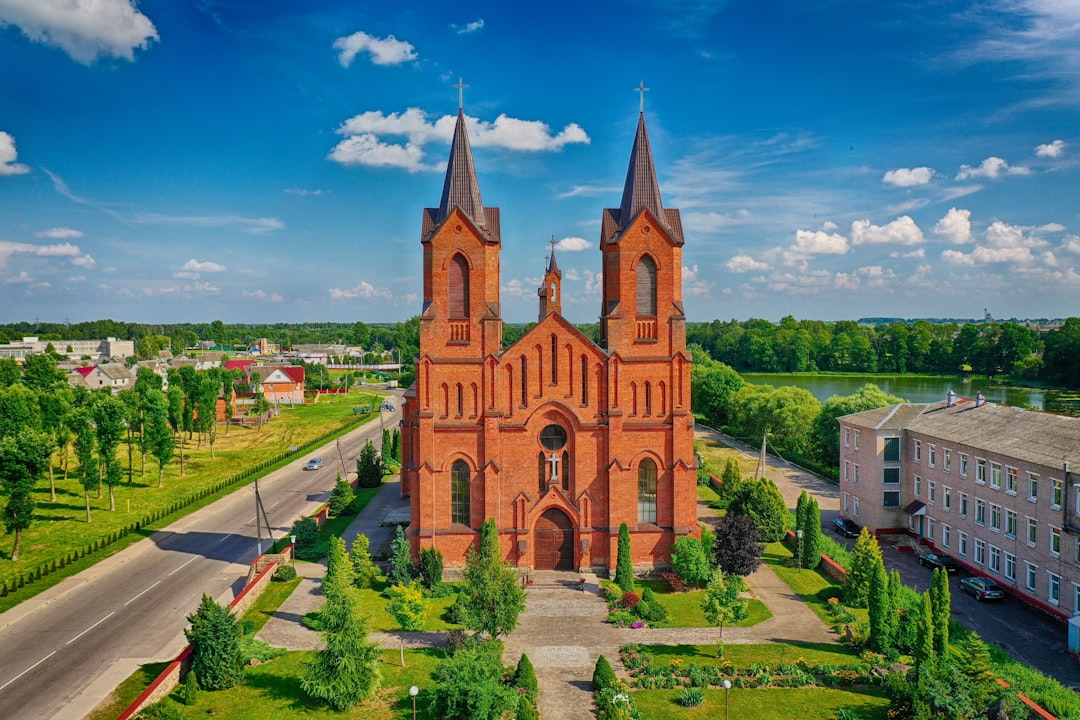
left=1, top=0, right=1078, bottom=326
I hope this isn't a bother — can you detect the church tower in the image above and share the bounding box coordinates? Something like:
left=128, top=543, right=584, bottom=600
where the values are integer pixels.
left=537, top=237, right=563, bottom=320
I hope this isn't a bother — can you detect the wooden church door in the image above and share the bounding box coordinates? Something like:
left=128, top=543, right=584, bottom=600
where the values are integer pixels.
left=534, top=508, right=574, bottom=571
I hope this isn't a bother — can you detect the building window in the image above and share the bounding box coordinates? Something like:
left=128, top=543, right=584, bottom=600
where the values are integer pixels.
left=1005, top=467, right=1018, bottom=495
left=959, top=492, right=968, bottom=518
left=989, top=545, right=1001, bottom=574
left=581, top=356, right=588, bottom=405
left=990, top=462, right=1001, bottom=489
left=551, top=335, right=558, bottom=385
left=914, top=440, right=922, bottom=462
left=926, top=517, right=935, bottom=540
left=975, top=499, right=986, bottom=525
left=643, top=381, right=652, bottom=415
left=1005, top=552, right=1016, bottom=582
left=635, top=255, right=657, bottom=316
left=974, top=538, right=985, bottom=565
left=976, top=458, right=986, bottom=484
left=854, top=465, right=860, bottom=485
left=844, top=427, right=850, bottom=447
left=914, top=475, right=922, bottom=497
left=520, top=357, right=527, bottom=405
left=1049, top=573, right=1061, bottom=605
left=1027, top=473, right=1038, bottom=502
left=943, top=449, right=952, bottom=472
left=884, top=491, right=900, bottom=508
left=1075, top=538, right=1080, bottom=565
left=1026, top=517, right=1037, bottom=547
left=1051, top=526, right=1061, bottom=557
left=1026, top=563, right=1037, bottom=592
left=928, top=481, right=937, bottom=505
left=853, top=496, right=860, bottom=518
left=456, top=383, right=464, bottom=417
left=883, top=467, right=900, bottom=485
left=638, top=458, right=657, bottom=524
left=561, top=450, right=570, bottom=492
left=1005, top=510, right=1017, bottom=538
left=943, top=486, right=952, bottom=511
left=843, top=492, right=849, bottom=514
left=1052, top=479, right=1062, bottom=510
left=451, top=460, right=470, bottom=525
left=960, top=453, right=969, bottom=477
left=883, top=437, right=900, bottom=462
left=537, top=452, right=546, bottom=493
left=958, top=531, right=968, bottom=557
left=854, top=430, right=860, bottom=450
left=929, top=445, right=937, bottom=467
left=990, top=503, right=1001, bottom=531
left=844, top=461, right=850, bottom=482
left=448, top=253, right=470, bottom=318
left=942, top=524, right=952, bottom=549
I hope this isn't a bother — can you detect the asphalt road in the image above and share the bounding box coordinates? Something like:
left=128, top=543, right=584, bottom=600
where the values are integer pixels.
left=0, top=400, right=400, bottom=720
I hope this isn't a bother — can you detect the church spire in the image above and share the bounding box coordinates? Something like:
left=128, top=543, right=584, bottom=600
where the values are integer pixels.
left=437, top=79, right=485, bottom=227
left=617, top=110, right=664, bottom=233
left=538, top=235, right=563, bottom=320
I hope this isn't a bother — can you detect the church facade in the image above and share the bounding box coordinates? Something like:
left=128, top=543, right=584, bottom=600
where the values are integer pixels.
left=399, top=103, right=698, bottom=574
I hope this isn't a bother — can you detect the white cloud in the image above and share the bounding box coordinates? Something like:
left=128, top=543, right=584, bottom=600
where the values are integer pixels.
left=725, top=255, right=770, bottom=273
left=67, top=274, right=85, bottom=282
left=941, top=219, right=1055, bottom=266
left=241, top=289, right=283, bottom=302
left=851, top=216, right=924, bottom=246
left=0, top=0, right=157, bottom=64
left=329, top=280, right=416, bottom=305
left=452, top=19, right=484, bottom=34
left=555, top=236, right=591, bottom=252
left=330, top=108, right=589, bottom=171
left=127, top=212, right=284, bottom=235
left=71, top=253, right=95, bottom=268
left=955, top=156, right=1031, bottom=180
left=683, top=210, right=752, bottom=234
left=0, top=239, right=82, bottom=267
left=682, top=264, right=712, bottom=297
left=555, top=184, right=619, bottom=199
left=34, top=226, right=82, bottom=238
left=1061, top=235, right=1080, bottom=254
left=4, top=270, right=33, bottom=284
left=333, top=31, right=416, bottom=67
left=882, top=166, right=933, bottom=187
left=932, top=207, right=973, bottom=244
left=1035, top=139, right=1067, bottom=158
left=0, top=131, right=29, bottom=175
left=283, top=188, right=325, bottom=197
left=780, top=228, right=850, bottom=266
left=181, top=258, right=226, bottom=273
left=889, top=248, right=926, bottom=259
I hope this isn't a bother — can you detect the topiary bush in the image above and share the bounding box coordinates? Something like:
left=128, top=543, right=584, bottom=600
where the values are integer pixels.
left=419, top=546, right=444, bottom=591
left=593, top=654, right=617, bottom=692
left=273, top=564, right=297, bottom=582
left=514, top=653, right=539, bottom=703
left=290, top=516, right=320, bottom=561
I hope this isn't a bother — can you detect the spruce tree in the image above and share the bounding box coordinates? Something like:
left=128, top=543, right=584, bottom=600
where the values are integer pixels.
left=387, top=524, right=415, bottom=586
left=615, top=522, right=634, bottom=592
left=458, top=518, right=526, bottom=638
left=914, top=591, right=935, bottom=674
left=958, top=633, right=996, bottom=710
left=356, top=439, right=382, bottom=488
left=867, top=557, right=890, bottom=653
left=720, top=456, right=744, bottom=503
left=513, top=653, right=539, bottom=703
left=184, top=594, right=244, bottom=691
left=351, top=533, right=378, bottom=589
left=328, top=474, right=355, bottom=515
left=844, top=527, right=883, bottom=608
left=930, top=567, right=951, bottom=659
left=302, top=584, right=381, bottom=710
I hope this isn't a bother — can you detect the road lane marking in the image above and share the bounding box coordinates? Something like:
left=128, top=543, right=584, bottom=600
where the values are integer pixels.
left=168, top=557, right=197, bottom=576
left=0, top=651, right=56, bottom=691
left=124, top=581, right=160, bottom=606
left=218, top=534, right=233, bottom=543
left=66, top=612, right=115, bottom=645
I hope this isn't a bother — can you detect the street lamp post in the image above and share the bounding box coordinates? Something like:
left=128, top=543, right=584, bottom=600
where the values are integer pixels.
left=722, top=679, right=732, bottom=720
left=796, top=529, right=804, bottom=570
left=290, top=534, right=297, bottom=563
left=409, top=685, right=419, bottom=720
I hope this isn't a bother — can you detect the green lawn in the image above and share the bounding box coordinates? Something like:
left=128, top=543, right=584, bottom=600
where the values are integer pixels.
left=637, top=579, right=771, bottom=628
left=641, top=642, right=861, bottom=668
left=167, top=648, right=444, bottom=720
left=761, top=542, right=852, bottom=629
left=633, top=686, right=890, bottom=719
left=240, top=576, right=303, bottom=633
left=355, top=581, right=461, bottom=633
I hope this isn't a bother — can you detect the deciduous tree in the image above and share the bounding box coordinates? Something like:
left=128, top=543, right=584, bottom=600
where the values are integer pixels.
left=670, top=535, right=711, bottom=587
left=0, top=429, right=52, bottom=560
left=701, top=567, right=748, bottom=655
left=386, top=581, right=427, bottom=631
left=711, top=513, right=763, bottom=576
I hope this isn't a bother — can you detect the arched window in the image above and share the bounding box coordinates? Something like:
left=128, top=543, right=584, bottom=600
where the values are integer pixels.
left=520, top=357, right=527, bottom=406
left=561, top=450, right=570, bottom=492
left=580, top=356, right=588, bottom=405
left=448, top=253, right=470, bottom=318
left=456, top=383, right=464, bottom=417
left=638, top=458, right=657, bottom=524
left=636, top=255, right=657, bottom=316
left=451, top=460, right=470, bottom=525
left=538, top=452, right=547, bottom=493
left=551, top=335, right=558, bottom=385
left=644, top=381, right=652, bottom=415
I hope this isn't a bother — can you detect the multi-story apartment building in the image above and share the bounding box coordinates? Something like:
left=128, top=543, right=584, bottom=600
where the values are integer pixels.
left=839, top=393, right=1080, bottom=620
left=0, top=336, right=135, bottom=362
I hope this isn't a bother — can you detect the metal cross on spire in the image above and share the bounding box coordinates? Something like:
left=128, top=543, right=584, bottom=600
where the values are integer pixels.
left=634, top=80, right=650, bottom=113
left=454, top=77, right=469, bottom=111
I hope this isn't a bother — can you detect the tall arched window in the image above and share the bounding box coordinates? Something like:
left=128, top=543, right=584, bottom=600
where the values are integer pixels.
left=456, top=383, right=464, bottom=417
left=561, top=450, right=570, bottom=492
left=537, top=452, right=547, bottom=493
left=451, top=460, right=470, bottom=525
left=638, top=458, right=657, bottom=524
left=448, top=253, right=470, bottom=318
left=520, top=357, right=528, bottom=406
left=636, top=255, right=657, bottom=316
left=644, top=381, right=652, bottom=416
left=551, top=335, right=558, bottom=385
left=580, top=356, right=588, bottom=405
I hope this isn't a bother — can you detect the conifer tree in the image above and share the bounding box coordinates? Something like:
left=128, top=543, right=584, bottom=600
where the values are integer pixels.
left=930, top=567, right=951, bottom=658
left=914, top=592, right=935, bottom=674
left=513, top=653, right=539, bottom=704
left=867, top=557, right=891, bottom=653
left=387, top=524, right=415, bottom=586
left=302, top=578, right=381, bottom=709
left=886, top=569, right=903, bottom=651
left=803, top=497, right=823, bottom=569
left=185, top=594, right=244, bottom=691
left=844, top=527, right=883, bottom=608
left=458, top=518, right=526, bottom=639
left=794, top=491, right=809, bottom=565
left=720, top=456, right=744, bottom=503
left=615, top=522, right=634, bottom=592
left=350, top=533, right=378, bottom=589
left=958, top=633, right=996, bottom=710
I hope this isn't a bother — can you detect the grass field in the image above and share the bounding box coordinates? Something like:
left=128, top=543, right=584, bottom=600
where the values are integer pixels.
left=0, top=391, right=385, bottom=612
left=637, top=579, right=771, bottom=628
left=695, top=436, right=756, bottom=478
left=641, top=642, right=861, bottom=668
left=633, top=686, right=890, bottom=719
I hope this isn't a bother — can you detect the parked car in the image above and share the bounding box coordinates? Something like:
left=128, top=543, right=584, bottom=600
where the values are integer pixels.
left=918, top=552, right=958, bottom=572
left=832, top=517, right=861, bottom=538
left=382, top=402, right=395, bottom=411
left=959, top=576, right=1004, bottom=601
left=303, top=457, right=324, bottom=471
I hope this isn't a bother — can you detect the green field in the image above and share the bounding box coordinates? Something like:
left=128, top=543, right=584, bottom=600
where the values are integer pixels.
left=633, top=686, right=890, bottom=719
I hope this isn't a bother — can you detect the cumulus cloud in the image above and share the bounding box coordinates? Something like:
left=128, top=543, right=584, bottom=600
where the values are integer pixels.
left=555, top=236, right=591, bottom=252
left=180, top=258, right=226, bottom=273
left=0, top=0, right=158, bottom=64
left=329, top=280, right=416, bottom=305
left=71, top=253, right=95, bottom=268
left=941, top=219, right=1053, bottom=266
left=452, top=18, right=484, bottom=34
left=955, top=156, right=1031, bottom=180
left=882, top=166, right=934, bottom=187
left=786, top=229, right=850, bottom=264
left=0, top=131, right=30, bottom=175
left=1062, top=235, right=1080, bottom=254
left=682, top=264, right=712, bottom=297
left=241, top=289, right=283, bottom=302
left=725, top=255, right=770, bottom=273
left=932, top=207, right=973, bottom=244
left=851, top=216, right=924, bottom=246
left=329, top=108, right=589, bottom=171
left=4, top=270, right=33, bottom=284
left=34, top=226, right=82, bottom=238
left=1035, top=139, right=1066, bottom=158
left=333, top=31, right=416, bottom=67
left=0, top=240, right=82, bottom=268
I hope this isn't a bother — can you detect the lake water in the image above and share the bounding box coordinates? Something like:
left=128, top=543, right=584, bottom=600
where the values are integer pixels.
left=738, top=373, right=1074, bottom=413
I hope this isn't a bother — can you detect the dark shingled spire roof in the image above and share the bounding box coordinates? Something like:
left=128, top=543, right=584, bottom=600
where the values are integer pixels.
left=618, top=112, right=664, bottom=230
left=437, top=110, right=485, bottom=226
left=546, top=237, right=560, bottom=274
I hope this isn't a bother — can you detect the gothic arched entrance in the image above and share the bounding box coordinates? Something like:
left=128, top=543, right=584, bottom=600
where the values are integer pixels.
left=534, top=507, right=574, bottom=571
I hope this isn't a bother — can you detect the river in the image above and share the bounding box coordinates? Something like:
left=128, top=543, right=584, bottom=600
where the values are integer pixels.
left=739, top=373, right=1080, bottom=414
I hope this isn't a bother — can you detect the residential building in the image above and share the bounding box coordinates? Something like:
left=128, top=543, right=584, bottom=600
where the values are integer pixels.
left=400, top=104, right=697, bottom=574
left=0, top=336, right=134, bottom=362
left=71, top=363, right=135, bottom=393
left=839, top=394, right=1080, bottom=619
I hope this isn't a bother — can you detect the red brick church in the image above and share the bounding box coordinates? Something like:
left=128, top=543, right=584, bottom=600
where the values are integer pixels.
left=400, top=100, right=697, bottom=573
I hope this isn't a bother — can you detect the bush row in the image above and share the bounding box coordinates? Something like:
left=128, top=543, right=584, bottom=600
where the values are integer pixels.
left=1, top=414, right=366, bottom=597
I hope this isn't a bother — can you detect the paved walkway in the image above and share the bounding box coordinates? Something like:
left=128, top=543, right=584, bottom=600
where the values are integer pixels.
left=258, top=471, right=837, bottom=720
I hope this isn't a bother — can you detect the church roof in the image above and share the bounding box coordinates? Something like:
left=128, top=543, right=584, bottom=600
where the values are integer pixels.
left=546, top=241, right=561, bottom=275
left=437, top=110, right=485, bottom=227
left=618, top=113, right=664, bottom=230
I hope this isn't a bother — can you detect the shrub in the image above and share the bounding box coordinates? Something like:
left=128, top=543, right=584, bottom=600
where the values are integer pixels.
left=290, top=516, right=320, bottom=561
left=419, top=546, right=444, bottom=590
left=239, top=635, right=287, bottom=663
left=620, top=591, right=641, bottom=611
left=671, top=535, right=711, bottom=587
left=638, top=587, right=668, bottom=623
left=180, top=670, right=198, bottom=706
left=615, top=523, right=634, bottom=592
left=328, top=474, right=354, bottom=516
left=593, top=654, right=617, bottom=692
left=135, top=700, right=187, bottom=720
left=184, top=594, right=243, bottom=691
left=679, top=687, right=705, bottom=707
left=431, top=639, right=516, bottom=720
left=513, top=653, right=539, bottom=703
left=516, top=694, right=540, bottom=720
left=273, top=564, right=297, bottom=582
